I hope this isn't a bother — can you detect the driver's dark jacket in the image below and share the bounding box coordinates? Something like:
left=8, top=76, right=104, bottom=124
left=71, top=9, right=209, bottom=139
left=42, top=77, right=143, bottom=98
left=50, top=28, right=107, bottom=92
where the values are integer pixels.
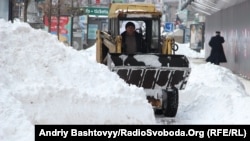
left=121, top=31, right=146, bottom=53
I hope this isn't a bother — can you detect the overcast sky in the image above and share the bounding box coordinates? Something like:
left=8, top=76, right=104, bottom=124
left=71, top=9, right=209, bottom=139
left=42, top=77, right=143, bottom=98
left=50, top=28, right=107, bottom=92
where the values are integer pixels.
left=1, top=19, right=250, bottom=141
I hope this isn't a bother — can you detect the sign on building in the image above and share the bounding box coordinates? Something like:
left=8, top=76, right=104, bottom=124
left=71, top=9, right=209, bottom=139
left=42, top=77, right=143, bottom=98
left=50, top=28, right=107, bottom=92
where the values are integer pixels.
left=112, top=0, right=124, bottom=3
left=164, top=22, right=174, bottom=32
left=84, top=7, right=109, bottom=16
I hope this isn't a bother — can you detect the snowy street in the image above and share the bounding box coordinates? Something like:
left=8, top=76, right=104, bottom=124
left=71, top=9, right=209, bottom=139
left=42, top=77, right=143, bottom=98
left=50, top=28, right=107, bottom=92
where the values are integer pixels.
left=1, top=19, right=250, bottom=141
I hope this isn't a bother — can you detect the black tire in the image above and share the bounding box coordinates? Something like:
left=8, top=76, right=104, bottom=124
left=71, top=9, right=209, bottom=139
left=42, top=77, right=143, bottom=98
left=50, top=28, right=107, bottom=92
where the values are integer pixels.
left=162, top=88, right=179, bottom=117
left=154, top=109, right=163, bottom=115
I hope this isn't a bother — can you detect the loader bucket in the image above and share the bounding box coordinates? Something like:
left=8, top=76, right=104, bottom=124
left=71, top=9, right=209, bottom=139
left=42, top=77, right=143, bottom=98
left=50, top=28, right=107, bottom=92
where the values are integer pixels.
left=107, top=53, right=191, bottom=90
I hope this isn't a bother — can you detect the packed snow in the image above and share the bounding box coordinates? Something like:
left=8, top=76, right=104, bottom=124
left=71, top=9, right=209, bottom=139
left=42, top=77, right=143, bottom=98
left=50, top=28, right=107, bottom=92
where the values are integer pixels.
left=1, top=19, right=250, bottom=141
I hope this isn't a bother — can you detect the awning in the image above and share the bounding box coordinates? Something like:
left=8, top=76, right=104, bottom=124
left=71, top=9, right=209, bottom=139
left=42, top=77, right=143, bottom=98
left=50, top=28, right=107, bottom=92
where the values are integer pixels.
left=181, top=0, right=246, bottom=15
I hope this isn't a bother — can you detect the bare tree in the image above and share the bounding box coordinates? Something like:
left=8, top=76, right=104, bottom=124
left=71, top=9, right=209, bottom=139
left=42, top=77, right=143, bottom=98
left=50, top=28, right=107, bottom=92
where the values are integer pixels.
left=10, top=0, right=31, bottom=22
left=43, top=0, right=61, bottom=33
left=23, top=0, right=32, bottom=22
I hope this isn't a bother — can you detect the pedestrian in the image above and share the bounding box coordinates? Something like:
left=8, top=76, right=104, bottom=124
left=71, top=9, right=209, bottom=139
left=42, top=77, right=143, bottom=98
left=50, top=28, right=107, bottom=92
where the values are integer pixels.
left=121, top=22, right=146, bottom=54
left=206, top=31, right=227, bottom=65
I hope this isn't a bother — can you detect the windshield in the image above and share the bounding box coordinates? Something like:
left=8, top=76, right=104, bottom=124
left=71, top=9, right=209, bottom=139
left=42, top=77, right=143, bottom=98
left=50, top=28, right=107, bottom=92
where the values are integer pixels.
left=118, top=18, right=161, bottom=52
left=119, top=20, right=145, bottom=34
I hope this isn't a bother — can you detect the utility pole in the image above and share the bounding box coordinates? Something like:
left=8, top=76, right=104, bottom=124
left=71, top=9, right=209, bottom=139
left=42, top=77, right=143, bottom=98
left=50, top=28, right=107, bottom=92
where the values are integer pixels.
left=56, top=0, right=60, bottom=39
left=47, top=0, right=51, bottom=32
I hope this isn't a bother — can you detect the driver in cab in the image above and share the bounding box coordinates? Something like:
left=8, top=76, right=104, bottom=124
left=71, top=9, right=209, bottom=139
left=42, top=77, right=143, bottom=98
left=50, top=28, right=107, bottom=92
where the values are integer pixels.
left=121, top=22, right=146, bottom=54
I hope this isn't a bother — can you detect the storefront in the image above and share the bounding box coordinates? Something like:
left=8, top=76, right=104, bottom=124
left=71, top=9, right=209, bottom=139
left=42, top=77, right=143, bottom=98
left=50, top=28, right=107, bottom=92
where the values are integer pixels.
left=0, top=0, right=11, bottom=21
left=72, top=7, right=109, bottom=50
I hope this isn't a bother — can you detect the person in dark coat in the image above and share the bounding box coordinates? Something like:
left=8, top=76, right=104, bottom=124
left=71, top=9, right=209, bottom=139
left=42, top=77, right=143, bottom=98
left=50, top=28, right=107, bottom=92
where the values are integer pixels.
left=121, top=22, right=146, bottom=54
left=206, top=31, right=227, bottom=65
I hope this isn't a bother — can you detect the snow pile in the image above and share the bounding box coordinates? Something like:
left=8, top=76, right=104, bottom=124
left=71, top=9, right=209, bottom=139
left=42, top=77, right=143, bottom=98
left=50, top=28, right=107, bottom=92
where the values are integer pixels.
left=0, top=19, right=156, bottom=140
left=178, top=63, right=249, bottom=124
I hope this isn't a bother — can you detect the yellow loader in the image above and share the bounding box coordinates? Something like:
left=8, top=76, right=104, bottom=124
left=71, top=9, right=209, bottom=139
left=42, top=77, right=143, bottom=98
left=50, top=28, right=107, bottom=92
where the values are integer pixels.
left=96, top=3, right=191, bottom=117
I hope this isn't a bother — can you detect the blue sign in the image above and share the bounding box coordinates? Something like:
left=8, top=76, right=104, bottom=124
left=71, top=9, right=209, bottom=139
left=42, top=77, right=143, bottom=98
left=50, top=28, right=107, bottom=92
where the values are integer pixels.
left=164, top=22, right=174, bottom=32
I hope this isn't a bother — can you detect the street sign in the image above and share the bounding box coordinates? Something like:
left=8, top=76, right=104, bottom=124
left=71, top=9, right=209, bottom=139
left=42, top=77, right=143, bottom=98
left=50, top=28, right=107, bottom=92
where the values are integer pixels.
left=112, top=0, right=124, bottom=3
left=84, top=7, right=109, bottom=16
left=164, top=22, right=174, bottom=32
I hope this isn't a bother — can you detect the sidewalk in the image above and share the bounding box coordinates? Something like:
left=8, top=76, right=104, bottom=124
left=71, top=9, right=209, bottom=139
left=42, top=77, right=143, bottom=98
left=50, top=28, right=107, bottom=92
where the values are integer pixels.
left=237, top=76, right=250, bottom=95
left=189, top=58, right=250, bottom=95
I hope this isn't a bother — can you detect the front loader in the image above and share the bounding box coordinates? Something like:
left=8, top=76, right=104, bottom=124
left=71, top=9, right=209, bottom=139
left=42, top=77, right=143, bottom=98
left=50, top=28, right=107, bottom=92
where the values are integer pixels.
left=96, top=3, right=191, bottom=117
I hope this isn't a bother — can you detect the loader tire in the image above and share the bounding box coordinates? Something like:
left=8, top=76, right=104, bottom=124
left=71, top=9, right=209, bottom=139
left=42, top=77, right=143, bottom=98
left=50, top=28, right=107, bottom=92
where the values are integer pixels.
left=162, top=88, right=178, bottom=117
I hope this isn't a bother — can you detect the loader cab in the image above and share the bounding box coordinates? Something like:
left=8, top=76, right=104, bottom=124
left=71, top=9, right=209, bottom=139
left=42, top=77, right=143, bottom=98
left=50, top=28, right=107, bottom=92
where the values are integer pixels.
left=108, top=17, right=162, bottom=53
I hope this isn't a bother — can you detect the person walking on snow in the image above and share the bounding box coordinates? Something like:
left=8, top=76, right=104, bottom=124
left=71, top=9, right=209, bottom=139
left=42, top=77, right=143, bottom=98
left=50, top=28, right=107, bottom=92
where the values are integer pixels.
left=206, top=31, right=227, bottom=65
